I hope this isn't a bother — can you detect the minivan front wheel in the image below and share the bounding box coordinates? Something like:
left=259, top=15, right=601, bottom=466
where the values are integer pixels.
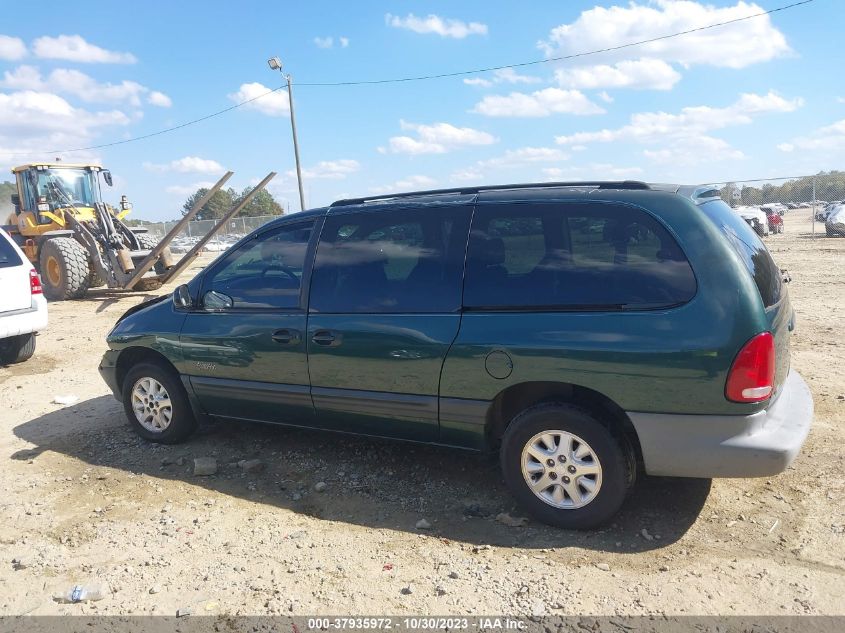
left=122, top=362, right=196, bottom=443
left=500, top=404, right=631, bottom=529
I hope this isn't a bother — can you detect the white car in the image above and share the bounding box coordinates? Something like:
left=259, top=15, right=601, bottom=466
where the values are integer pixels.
left=734, top=205, right=769, bottom=237
left=0, top=228, right=48, bottom=364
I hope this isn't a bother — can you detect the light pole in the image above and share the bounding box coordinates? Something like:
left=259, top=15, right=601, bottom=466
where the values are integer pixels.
left=268, top=56, right=306, bottom=212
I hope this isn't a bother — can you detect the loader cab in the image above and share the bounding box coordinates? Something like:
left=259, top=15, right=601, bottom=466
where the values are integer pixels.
left=13, top=164, right=105, bottom=226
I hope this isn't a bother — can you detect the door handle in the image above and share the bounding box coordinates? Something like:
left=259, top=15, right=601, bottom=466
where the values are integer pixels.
left=312, top=330, right=341, bottom=346
left=271, top=329, right=300, bottom=345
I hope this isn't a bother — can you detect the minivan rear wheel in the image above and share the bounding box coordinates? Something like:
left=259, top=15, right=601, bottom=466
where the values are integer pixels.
left=500, top=403, right=631, bottom=529
left=122, top=361, right=196, bottom=444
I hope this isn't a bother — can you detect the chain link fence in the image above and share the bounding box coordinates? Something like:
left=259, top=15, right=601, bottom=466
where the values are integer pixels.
left=136, top=214, right=282, bottom=255
left=708, top=172, right=845, bottom=239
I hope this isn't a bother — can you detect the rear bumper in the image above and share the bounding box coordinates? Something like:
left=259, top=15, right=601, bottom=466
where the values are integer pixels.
left=98, top=349, right=121, bottom=400
left=627, top=369, right=813, bottom=478
left=0, top=296, right=48, bottom=339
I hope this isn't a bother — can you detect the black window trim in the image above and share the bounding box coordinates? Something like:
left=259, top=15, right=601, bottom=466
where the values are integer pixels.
left=461, top=198, right=699, bottom=313
left=195, top=216, right=322, bottom=314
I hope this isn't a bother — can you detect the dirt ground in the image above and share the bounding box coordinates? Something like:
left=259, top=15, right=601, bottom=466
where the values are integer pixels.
left=0, top=209, right=843, bottom=618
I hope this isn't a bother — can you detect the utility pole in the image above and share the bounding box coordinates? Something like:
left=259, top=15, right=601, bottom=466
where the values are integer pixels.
left=268, top=57, right=306, bottom=212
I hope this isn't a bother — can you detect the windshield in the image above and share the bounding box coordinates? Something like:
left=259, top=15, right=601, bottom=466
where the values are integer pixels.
left=31, top=168, right=100, bottom=208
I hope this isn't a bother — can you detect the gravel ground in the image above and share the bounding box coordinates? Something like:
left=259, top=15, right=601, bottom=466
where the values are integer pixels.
left=0, top=210, right=843, bottom=617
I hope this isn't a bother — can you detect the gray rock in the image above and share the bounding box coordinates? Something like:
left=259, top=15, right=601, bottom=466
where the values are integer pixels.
left=401, top=584, right=415, bottom=595
left=238, top=459, right=265, bottom=473
left=193, top=458, right=217, bottom=476
left=415, top=519, right=432, bottom=530
left=314, top=481, right=327, bottom=493
left=11, top=557, right=29, bottom=570
left=531, top=601, right=546, bottom=617
left=176, top=608, right=191, bottom=618
left=640, top=528, right=654, bottom=541
left=595, top=563, right=611, bottom=572
left=448, top=571, right=459, bottom=579
left=435, top=584, right=447, bottom=596
left=149, top=585, right=161, bottom=595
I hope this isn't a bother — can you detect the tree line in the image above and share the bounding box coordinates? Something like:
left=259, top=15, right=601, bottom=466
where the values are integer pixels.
left=721, top=171, right=845, bottom=206
left=181, top=187, right=284, bottom=221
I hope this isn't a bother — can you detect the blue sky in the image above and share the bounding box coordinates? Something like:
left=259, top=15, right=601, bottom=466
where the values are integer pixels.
left=1, top=0, right=842, bottom=220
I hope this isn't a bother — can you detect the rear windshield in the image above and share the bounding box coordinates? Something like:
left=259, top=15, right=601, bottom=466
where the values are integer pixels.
left=0, top=233, right=23, bottom=269
left=699, top=199, right=782, bottom=307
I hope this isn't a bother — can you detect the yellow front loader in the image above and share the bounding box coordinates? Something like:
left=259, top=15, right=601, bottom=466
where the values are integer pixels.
left=3, top=163, right=176, bottom=300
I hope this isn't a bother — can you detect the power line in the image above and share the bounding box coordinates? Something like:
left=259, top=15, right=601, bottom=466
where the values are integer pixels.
left=0, top=0, right=814, bottom=158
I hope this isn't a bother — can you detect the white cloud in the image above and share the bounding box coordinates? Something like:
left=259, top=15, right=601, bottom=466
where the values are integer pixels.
left=1, top=65, right=171, bottom=107
left=463, top=67, right=541, bottom=89
left=339, top=37, right=350, bottom=48
left=472, top=88, right=604, bottom=117
left=32, top=35, right=137, bottom=64
left=385, top=120, right=497, bottom=155
left=228, top=82, right=289, bottom=116
left=144, top=156, right=225, bottom=174
left=386, top=13, right=487, bottom=39
left=147, top=91, right=172, bottom=107
left=555, top=91, right=803, bottom=146
left=837, top=96, right=845, bottom=105
left=0, top=35, right=26, bottom=61
left=643, top=136, right=745, bottom=166
left=289, top=159, right=360, bottom=181
left=0, top=90, right=129, bottom=168
left=314, top=37, right=334, bottom=49
left=598, top=91, right=614, bottom=104
left=479, top=146, right=570, bottom=169
left=554, top=58, right=681, bottom=91
left=165, top=181, right=215, bottom=196
left=541, top=164, right=645, bottom=180
left=778, top=119, right=845, bottom=153
left=538, top=1, right=790, bottom=69
left=370, top=175, right=437, bottom=194
left=451, top=168, right=483, bottom=182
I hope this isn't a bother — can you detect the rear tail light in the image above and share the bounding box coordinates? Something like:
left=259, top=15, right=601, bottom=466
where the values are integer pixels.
left=726, top=332, right=775, bottom=402
left=30, top=269, right=43, bottom=295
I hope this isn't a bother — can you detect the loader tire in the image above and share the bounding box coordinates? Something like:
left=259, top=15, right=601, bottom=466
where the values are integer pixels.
left=39, top=237, right=92, bottom=301
left=135, top=233, right=167, bottom=275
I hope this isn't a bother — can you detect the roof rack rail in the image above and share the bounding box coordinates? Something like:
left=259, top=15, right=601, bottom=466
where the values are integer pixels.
left=330, top=180, right=651, bottom=207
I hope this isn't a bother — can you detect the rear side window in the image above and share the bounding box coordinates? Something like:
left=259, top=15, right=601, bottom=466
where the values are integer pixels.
left=464, top=202, right=697, bottom=310
left=0, top=233, right=23, bottom=269
left=310, top=206, right=471, bottom=313
left=699, top=199, right=782, bottom=307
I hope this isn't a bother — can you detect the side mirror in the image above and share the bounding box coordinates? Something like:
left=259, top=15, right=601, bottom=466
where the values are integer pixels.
left=173, top=284, right=192, bottom=309
left=102, top=170, right=113, bottom=187
left=203, top=290, right=233, bottom=310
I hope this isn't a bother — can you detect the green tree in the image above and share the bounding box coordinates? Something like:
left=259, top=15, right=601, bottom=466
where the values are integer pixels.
left=181, top=187, right=236, bottom=221
left=237, top=187, right=284, bottom=217
left=1, top=181, right=17, bottom=219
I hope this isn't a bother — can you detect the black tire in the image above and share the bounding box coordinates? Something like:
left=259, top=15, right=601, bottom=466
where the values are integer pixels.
left=500, top=403, right=633, bottom=529
left=39, top=237, right=91, bottom=300
left=121, top=361, right=197, bottom=444
left=0, top=333, right=36, bottom=364
left=135, top=233, right=167, bottom=275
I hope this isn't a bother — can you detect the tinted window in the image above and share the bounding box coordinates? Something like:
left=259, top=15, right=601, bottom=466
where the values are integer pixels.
left=0, top=233, right=23, bottom=269
left=310, top=206, right=471, bottom=313
left=464, top=202, right=696, bottom=310
left=699, top=199, right=782, bottom=307
left=201, top=222, right=313, bottom=309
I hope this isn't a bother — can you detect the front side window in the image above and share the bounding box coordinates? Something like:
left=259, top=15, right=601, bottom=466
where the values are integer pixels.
left=310, top=206, right=471, bottom=313
left=201, top=221, right=313, bottom=310
left=464, top=202, right=697, bottom=310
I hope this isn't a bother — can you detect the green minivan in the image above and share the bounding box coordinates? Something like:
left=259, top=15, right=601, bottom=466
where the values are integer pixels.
left=99, top=181, right=813, bottom=528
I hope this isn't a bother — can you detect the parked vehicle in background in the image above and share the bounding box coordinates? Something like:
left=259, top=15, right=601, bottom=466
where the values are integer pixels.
left=0, top=227, right=47, bottom=364
left=763, top=203, right=788, bottom=216
left=735, top=205, right=770, bottom=236
left=765, top=207, right=784, bottom=234
left=825, top=205, right=845, bottom=237
left=99, top=181, right=812, bottom=529
left=816, top=202, right=841, bottom=222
